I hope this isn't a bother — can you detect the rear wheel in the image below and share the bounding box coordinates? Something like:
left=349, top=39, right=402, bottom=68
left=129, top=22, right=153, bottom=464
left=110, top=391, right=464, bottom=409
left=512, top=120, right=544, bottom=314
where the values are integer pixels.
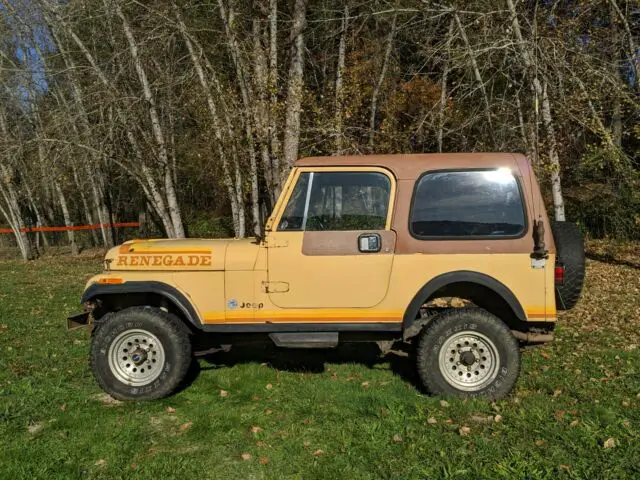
left=551, top=221, right=585, bottom=310
left=415, top=308, right=520, bottom=400
left=90, top=306, right=191, bottom=401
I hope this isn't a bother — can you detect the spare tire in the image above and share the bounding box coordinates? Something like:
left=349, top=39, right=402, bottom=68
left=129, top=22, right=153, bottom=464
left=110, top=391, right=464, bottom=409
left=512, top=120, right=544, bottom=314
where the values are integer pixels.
left=551, top=221, right=585, bottom=310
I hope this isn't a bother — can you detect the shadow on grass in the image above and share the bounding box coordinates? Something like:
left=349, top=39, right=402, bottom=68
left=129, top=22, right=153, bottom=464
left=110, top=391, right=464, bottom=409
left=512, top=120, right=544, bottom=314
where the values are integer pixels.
left=184, top=341, right=424, bottom=393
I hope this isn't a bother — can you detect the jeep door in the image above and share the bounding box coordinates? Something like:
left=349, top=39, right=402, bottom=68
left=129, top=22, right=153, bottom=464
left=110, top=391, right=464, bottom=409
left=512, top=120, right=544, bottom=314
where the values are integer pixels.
left=266, top=167, right=396, bottom=310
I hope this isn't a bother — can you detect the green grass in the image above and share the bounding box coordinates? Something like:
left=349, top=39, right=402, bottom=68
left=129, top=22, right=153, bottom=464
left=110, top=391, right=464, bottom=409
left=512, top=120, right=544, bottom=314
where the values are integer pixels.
left=1, top=251, right=639, bottom=479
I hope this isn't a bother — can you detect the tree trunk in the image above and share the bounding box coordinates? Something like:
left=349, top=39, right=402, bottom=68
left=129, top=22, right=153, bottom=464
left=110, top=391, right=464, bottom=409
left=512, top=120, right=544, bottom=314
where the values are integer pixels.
left=334, top=4, right=348, bottom=155
left=369, top=13, right=397, bottom=149
left=268, top=0, right=281, bottom=194
left=115, top=3, right=185, bottom=238
left=54, top=181, right=79, bottom=255
left=282, top=0, right=307, bottom=177
left=507, top=0, right=566, bottom=221
left=437, top=18, right=455, bottom=153
left=175, top=6, right=244, bottom=237
left=453, top=11, right=495, bottom=146
left=217, top=0, right=261, bottom=236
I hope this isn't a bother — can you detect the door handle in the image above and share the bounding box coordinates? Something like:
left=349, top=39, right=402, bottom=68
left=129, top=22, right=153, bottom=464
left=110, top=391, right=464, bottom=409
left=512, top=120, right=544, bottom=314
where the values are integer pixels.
left=358, top=233, right=381, bottom=253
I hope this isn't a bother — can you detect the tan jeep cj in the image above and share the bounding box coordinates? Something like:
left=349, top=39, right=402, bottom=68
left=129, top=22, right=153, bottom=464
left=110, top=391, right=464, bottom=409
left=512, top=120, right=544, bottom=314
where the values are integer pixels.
left=70, top=153, right=585, bottom=401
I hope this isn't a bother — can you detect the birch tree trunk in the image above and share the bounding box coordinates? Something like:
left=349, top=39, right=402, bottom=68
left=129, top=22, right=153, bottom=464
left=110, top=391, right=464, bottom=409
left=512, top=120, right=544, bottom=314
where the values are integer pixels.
left=507, top=0, right=566, bottom=221
left=282, top=0, right=307, bottom=176
left=54, top=181, right=78, bottom=255
left=115, top=2, right=185, bottom=238
left=437, top=18, right=455, bottom=153
left=334, top=4, right=348, bottom=155
left=217, top=0, right=261, bottom=236
left=175, top=6, right=245, bottom=237
left=369, top=13, right=397, bottom=149
left=608, top=0, right=640, bottom=89
left=46, top=7, right=178, bottom=238
left=0, top=164, right=33, bottom=260
left=453, top=11, right=495, bottom=145
left=268, top=0, right=281, bottom=194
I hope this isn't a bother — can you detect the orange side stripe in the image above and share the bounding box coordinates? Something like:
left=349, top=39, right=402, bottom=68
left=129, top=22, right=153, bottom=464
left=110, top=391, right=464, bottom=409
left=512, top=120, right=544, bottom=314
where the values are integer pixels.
left=203, top=317, right=402, bottom=324
left=119, top=249, right=212, bottom=255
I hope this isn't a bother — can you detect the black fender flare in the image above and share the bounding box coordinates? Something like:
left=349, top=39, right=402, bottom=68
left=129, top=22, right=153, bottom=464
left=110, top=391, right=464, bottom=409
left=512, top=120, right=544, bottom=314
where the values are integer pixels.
left=402, top=271, right=527, bottom=329
left=81, top=281, right=202, bottom=329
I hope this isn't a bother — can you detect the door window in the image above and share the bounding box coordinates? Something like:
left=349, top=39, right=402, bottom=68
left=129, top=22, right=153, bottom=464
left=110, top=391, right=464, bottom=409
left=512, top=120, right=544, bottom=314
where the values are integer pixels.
left=279, top=171, right=391, bottom=231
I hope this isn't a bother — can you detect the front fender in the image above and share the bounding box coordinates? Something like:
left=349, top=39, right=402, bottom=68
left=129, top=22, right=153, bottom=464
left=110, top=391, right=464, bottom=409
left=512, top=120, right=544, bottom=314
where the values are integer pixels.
left=81, top=281, right=203, bottom=329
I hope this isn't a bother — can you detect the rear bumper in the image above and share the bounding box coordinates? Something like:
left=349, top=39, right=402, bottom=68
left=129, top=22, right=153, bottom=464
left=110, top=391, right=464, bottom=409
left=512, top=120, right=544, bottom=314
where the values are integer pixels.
left=67, top=311, right=90, bottom=330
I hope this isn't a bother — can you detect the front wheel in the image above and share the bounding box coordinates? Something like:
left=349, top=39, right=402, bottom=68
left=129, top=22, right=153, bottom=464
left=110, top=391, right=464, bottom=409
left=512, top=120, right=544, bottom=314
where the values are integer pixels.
left=415, top=308, right=520, bottom=400
left=90, top=306, right=192, bottom=401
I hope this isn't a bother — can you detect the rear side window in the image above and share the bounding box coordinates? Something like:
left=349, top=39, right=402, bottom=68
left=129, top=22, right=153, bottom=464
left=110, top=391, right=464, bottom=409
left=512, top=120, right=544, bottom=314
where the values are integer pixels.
left=410, top=169, right=526, bottom=238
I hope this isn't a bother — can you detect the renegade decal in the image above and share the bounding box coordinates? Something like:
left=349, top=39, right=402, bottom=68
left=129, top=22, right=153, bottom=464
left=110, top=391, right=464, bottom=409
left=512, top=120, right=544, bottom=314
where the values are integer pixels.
left=116, top=255, right=212, bottom=267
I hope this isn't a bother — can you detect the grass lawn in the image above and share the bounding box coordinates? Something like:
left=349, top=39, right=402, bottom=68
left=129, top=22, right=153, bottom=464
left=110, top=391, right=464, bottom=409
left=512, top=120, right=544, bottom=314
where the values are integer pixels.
left=0, top=249, right=639, bottom=479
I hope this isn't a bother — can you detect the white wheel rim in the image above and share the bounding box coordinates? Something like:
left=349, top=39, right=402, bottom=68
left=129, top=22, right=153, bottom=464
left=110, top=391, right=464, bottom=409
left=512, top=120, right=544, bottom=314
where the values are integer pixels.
left=108, top=329, right=165, bottom=386
left=438, top=331, right=500, bottom=391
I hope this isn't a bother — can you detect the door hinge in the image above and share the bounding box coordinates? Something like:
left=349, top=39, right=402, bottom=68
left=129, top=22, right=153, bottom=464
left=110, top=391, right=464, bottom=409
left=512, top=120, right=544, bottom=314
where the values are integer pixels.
left=531, top=257, right=546, bottom=269
left=262, top=281, right=290, bottom=293
left=265, top=238, right=289, bottom=248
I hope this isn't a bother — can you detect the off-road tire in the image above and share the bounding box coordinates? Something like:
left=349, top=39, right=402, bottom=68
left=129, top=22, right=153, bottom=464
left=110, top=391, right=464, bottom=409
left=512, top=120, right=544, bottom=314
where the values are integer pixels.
left=550, top=221, right=585, bottom=310
left=90, top=306, right=191, bottom=401
left=415, top=308, right=520, bottom=400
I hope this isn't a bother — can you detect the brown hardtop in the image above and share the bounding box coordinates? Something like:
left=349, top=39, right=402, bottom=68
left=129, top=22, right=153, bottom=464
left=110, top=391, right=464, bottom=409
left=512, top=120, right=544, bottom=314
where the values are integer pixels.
left=295, top=152, right=526, bottom=180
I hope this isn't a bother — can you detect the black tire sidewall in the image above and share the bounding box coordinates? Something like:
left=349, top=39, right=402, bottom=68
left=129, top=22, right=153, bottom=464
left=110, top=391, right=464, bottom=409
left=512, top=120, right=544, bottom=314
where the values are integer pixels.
left=91, top=307, right=191, bottom=401
left=416, top=309, right=520, bottom=400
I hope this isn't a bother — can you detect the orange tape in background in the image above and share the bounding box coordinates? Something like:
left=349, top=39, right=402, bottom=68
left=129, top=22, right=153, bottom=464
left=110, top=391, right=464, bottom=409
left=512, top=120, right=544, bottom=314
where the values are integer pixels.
left=0, top=222, right=140, bottom=234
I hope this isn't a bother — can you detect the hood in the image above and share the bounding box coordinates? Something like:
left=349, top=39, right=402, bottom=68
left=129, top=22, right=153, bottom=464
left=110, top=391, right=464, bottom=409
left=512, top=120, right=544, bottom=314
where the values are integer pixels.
left=106, top=238, right=234, bottom=271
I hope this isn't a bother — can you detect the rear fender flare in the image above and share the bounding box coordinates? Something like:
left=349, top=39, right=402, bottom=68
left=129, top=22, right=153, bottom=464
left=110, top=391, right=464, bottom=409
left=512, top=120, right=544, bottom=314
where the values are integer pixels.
left=402, top=271, right=527, bottom=330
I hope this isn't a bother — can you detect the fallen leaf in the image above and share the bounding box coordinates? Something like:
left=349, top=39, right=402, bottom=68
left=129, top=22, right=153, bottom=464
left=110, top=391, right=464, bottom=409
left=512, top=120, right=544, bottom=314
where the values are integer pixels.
left=392, top=434, right=403, bottom=443
left=459, top=426, right=471, bottom=436
left=303, top=440, right=311, bottom=447
left=59, top=404, right=67, bottom=412
left=94, top=459, right=107, bottom=466
left=27, top=423, right=43, bottom=434
left=250, top=425, right=263, bottom=434
left=252, top=395, right=260, bottom=401
left=164, top=406, right=176, bottom=414
left=540, top=351, right=551, bottom=360
left=256, top=441, right=267, bottom=447
left=90, top=393, right=123, bottom=406
left=266, top=384, right=273, bottom=390
left=535, top=440, right=545, bottom=446
left=361, top=381, right=370, bottom=388
left=553, top=389, right=563, bottom=397
left=603, top=438, right=616, bottom=449
left=622, top=400, right=630, bottom=407
left=220, top=390, right=229, bottom=398
left=427, top=417, right=437, bottom=425
left=179, top=422, right=193, bottom=431
left=259, top=457, right=270, bottom=465
left=559, top=464, right=571, bottom=472
left=240, top=453, right=252, bottom=461
left=264, top=409, right=273, bottom=415
left=130, top=464, right=138, bottom=469
left=570, top=419, right=580, bottom=427
left=440, top=400, right=450, bottom=408
left=494, top=415, right=503, bottom=423
left=312, top=449, right=323, bottom=456
left=445, top=418, right=454, bottom=424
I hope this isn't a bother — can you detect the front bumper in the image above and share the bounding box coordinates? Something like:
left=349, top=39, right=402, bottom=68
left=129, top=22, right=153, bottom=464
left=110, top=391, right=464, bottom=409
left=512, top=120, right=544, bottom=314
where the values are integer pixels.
left=67, top=311, right=90, bottom=330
